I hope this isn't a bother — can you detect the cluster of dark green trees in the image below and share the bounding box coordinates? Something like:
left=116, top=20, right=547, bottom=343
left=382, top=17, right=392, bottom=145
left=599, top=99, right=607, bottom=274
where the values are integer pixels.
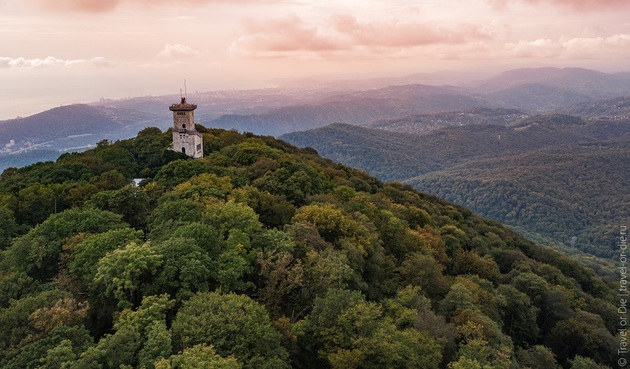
left=409, top=139, right=630, bottom=259
left=0, top=126, right=618, bottom=368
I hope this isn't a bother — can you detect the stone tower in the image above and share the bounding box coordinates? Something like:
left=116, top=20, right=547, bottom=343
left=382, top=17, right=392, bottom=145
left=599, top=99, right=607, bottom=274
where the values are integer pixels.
left=169, top=97, right=203, bottom=158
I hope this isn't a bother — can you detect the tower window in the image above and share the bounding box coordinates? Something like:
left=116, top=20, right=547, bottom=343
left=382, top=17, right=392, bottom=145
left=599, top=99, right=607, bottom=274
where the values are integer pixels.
left=181, top=147, right=186, bottom=154
left=182, top=124, right=186, bottom=129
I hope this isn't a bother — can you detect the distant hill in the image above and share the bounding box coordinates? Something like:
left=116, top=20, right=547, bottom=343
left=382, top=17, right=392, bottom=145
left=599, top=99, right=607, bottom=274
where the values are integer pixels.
left=280, top=116, right=630, bottom=257
left=281, top=115, right=630, bottom=181
left=0, top=104, right=163, bottom=147
left=474, top=67, right=630, bottom=97
left=407, top=139, right=630, bottom=258
left=206, top=85, right=489, bottom=136
left=0, top=104, right=164, bottom=171
left=560, top=96, right=630, bottom=119
left=471, top=68, right=630, bottom=112
left=365, top=107, right=528, bottom=134
left=206, top=68, right=630, bottom=135
left=0, top=150, right=62, bottom=172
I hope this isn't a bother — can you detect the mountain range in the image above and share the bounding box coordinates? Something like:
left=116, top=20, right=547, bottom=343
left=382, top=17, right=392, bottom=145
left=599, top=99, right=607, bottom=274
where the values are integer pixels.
left=2, top=67, right=630, bottom=168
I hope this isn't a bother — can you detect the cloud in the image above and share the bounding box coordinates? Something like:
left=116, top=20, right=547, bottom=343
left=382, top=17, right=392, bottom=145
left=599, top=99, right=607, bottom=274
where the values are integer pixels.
left=30, top=0, right=274, bottom=13
left=491, top=0, right=630, bottom=11
left=231, top=15, right=343, bottom=58
left=331, top=15, right=491, bottom=47
left=158, top=44, right=198, bottom=58
left=231, top=14, right=492, bottom=59
left=0, top=56, right=109, bottom=68
left=506, top=34, right=630, bottom=58
left=507, top=39, right=560, bottom=58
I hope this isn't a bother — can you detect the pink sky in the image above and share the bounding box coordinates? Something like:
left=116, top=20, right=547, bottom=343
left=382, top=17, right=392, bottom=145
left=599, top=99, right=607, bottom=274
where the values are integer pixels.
left=1, top=0, right=629, bottom=119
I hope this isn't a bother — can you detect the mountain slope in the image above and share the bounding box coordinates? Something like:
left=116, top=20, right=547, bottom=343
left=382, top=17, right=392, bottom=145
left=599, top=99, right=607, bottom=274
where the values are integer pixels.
left=365, top=107, right=528, bottom=134
left=407, top=139, right=630, bottom=258
left=0, top=104, right=165, bottom=171
left=281, top=115, right=630, bottom=181
left=0, top=125, right=617, bottom=368
left=280, top=116, right=630, bottom=257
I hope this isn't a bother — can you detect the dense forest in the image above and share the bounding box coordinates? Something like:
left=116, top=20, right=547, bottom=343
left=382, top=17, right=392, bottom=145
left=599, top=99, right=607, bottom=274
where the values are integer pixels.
left=407, top=139, right=630, bottom=259
left=0, top=126, right=618, bottom=368
left=281, top=116, right=630, bottom=259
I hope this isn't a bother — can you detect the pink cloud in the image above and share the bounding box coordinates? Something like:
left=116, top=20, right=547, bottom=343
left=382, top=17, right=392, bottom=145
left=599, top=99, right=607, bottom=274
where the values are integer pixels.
left=232, top=15, right=343, bottom=56
left=506, top=34, right=630, bottom=59
left=31, top=0, right=272, bottom=13
left=232, top=14, right=492, bottom=58
left=157, top=44, right=198, bottom=58
left=331, top=15, right=490, bottom=47
left=0, top=56, right=109, bottom=68
left=493, top=0, right=630, bottom=11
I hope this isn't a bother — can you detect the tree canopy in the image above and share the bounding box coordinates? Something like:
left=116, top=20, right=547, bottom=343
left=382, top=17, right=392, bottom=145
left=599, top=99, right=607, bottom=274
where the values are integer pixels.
left=0, top=125, right=617, bottom=368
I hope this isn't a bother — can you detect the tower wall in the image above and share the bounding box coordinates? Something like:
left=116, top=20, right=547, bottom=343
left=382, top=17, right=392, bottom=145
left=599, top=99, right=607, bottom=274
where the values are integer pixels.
left=169, top=97, right=203, bottom=158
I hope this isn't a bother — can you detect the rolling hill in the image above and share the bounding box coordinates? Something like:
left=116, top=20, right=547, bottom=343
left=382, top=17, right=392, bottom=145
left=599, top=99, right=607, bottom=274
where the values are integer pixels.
left=365, top=108, right=528, bottom=134
left=280, top=115, right=630, bottom=258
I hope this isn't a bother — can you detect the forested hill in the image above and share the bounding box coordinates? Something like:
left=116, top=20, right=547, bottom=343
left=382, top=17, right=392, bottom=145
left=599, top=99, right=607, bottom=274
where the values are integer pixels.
left=0, top=126, right=617, bottom=368
left=281, top=115, right=630, bottom=182
left=280, top=117, right=630, bottom=259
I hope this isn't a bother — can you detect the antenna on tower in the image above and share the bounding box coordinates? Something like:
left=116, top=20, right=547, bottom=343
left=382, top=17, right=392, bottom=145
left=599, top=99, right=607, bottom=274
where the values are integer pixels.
left=180, top=88, right=183, bottom=99
left=184, top=79, right=188, bottom=99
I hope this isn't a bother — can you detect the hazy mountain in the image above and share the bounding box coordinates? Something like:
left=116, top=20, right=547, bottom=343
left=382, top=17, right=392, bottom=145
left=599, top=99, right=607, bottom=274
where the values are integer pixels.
left=281, top=115, right=630, bottom=181
left=4, top=67, right=630, bottom=170
left=206, top=85, right=490, bottom=136
left=559, top=96, right=630, bottom=119
left=280, top=115, right=630, bottom=257
left=470, top=68, right=630, bottom=112
left=365, top=107, right=528, bottom=134
left=0, top=104, right=163, bottom=171
left=206, top=68, right=630, bottom=135
left=474, top=67, right=630, bottom=96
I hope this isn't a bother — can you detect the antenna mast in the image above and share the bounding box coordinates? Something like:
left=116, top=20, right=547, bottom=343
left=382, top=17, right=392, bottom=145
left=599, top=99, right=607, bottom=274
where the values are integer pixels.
left=184, top=79, right=188, bottom=99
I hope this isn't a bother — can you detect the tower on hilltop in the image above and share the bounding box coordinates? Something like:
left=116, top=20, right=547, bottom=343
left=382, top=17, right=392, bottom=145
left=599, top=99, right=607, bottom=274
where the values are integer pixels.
left=169, top=96, right=203, bottom=158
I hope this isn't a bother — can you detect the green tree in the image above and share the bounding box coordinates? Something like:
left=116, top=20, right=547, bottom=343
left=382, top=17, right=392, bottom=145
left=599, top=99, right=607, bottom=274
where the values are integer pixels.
left=496, top=284, right=539, bottom=346
left=93, top=242, right=162, bottom=309
left=203, top=200, right=262, bottom=239
left=515, top=345, right=560, bottom=369
left=3, top=208, right=126, bottom=280
left=298, top=288, right=441, bottom=369
left=72, top=294, right=174, bottom=369
left=17, top=183, right=55, bottom=225
left=0, top=205, right=18, bottom=250
left=171, top=291, right=290, bottom=369
left=107, top=185, right=150, bottom=229
left=256, top=250, right=303, bottom=319
left=147, top=237, right=214, bottom=301
left=155, top=344, right=242, bottom=369
left=569, top=355, right=610, bottom=369
left=69, top=228, right=143, bottom=288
